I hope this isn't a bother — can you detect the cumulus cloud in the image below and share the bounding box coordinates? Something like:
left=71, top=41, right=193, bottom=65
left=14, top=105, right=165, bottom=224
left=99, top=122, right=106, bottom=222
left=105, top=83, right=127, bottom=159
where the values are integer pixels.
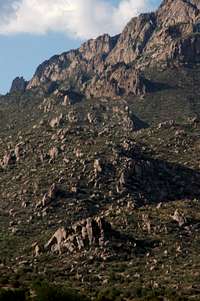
left=0, top=0, right=156, bottom=39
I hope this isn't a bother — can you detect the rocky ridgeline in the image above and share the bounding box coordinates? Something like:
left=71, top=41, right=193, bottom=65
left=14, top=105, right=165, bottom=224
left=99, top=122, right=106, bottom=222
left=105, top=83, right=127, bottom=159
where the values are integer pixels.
left=107, top=0, right=200, bottom=67
left=10, top=0, right=200, bottom=100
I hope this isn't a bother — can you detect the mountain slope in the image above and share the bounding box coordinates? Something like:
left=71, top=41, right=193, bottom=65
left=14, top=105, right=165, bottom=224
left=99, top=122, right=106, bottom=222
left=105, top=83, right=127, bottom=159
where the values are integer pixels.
left=1, top=0, right=200, bottom=299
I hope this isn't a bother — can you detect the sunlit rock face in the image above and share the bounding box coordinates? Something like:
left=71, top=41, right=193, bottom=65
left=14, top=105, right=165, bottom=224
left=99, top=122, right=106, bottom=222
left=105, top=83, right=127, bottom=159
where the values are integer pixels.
left=25, top=0, right=200, bottom=99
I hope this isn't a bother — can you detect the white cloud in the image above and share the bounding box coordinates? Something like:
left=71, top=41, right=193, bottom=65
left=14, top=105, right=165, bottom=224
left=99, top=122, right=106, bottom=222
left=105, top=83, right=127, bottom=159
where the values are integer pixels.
left=0, top=0, right=155, bottom=39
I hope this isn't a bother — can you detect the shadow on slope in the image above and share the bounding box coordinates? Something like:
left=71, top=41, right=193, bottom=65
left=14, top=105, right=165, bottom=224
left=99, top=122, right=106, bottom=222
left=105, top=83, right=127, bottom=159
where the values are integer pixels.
left=120, top=154, right=200, bottom=205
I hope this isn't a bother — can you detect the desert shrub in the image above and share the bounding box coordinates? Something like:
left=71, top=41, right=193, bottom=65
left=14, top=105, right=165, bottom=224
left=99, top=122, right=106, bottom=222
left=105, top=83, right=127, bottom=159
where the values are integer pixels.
left=122, top=287, right=190, bottom=301
left=96, top=287, right=122, bottom=301
left=0, top=288, right=26, bottom=301
left=33, top=282, right=88, bottom=301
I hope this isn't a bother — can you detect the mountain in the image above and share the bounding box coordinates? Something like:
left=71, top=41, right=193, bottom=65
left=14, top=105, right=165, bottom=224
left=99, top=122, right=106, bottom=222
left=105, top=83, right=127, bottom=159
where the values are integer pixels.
left=1, top=0, right=200, bottom=300
left=20, top=0, right=200, bottom=101
left=10, top=77, right=27, bottom=93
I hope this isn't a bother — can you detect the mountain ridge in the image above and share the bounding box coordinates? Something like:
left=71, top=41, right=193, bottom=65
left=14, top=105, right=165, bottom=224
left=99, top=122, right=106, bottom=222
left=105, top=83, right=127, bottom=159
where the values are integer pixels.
left=1, top=1, right=200, bottom=298
left=8, top=0, right=199, bottom=101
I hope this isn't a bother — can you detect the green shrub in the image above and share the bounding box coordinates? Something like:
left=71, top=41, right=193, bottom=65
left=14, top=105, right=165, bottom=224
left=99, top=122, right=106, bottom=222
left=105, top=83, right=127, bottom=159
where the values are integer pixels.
left=33, top=282, right=88, bottom=301
left=96, top=287, right=122, bottom=301
left=0, top=288, right=26, bottom=301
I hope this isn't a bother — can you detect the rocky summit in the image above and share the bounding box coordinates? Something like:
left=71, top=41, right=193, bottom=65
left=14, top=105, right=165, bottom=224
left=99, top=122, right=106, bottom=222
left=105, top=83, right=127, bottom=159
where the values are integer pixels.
left=1, top=0, right=200, bottom=300
left=23, top=0, right=200, bottom=100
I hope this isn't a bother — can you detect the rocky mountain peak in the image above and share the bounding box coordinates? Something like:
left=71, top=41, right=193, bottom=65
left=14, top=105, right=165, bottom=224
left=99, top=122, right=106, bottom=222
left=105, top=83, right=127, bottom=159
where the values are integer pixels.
left=79, top=33, right=119, bottom=61
left=10, top=76, right=27, bottom=93
left=191, top=0, right=200, bottom=9
left=106, top=12, right=157, bottom=65
left=24, top=0, right=200, bottom=100
left=156, top=0, right=199, bottom=24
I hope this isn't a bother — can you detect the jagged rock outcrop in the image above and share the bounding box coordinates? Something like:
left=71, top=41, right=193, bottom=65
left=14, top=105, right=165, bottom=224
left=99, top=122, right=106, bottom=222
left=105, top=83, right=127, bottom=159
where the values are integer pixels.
left=143, top=0, right=200, bottom=65
left=10, top=77, right=27, bottom=93
left=0, top=151, right=16, bottom=168
left=19, top=0, right=200, bottom=99
left=0, top=143, right=26, bottom=168
left=36, top=183, right=59, bottom=208
left=44, top=217, right=134, bottom=256
left=25, top=28, right=146, bottom=98
left=49, top=146, right=59, bottom=161
left=107, top=13, right=157, bottom=65
left=27, top=34, right=119, bottom=91
left=108, top=139, right=200, bottom=203
left=49, top=114, right=64, bottom=128
left=44, top=217, right=113, bottom=254
left=108, top=0, right=200, bottom=68
left=14, top=143, right=26, bottom=161
left=172, top=209, right=187, bottom=227
left=85, top=64, right=146, bottom=99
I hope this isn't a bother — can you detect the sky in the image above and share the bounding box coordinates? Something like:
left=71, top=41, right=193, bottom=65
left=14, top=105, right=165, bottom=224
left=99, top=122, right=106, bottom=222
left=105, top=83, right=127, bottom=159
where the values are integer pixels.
left=0, top=0, right=161, bottom=94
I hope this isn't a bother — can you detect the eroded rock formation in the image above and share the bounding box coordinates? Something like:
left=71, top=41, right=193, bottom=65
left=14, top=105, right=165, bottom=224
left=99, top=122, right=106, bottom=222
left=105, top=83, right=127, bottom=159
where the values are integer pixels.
left=23, top=0, right=200, bottom=100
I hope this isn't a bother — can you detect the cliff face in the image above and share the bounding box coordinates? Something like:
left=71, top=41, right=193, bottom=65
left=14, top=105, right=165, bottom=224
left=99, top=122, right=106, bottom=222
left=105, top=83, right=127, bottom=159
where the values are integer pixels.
left=108, top=0, right=200, bottom=67
left=27, top=34, right=120, bottom=92
left=107, top=13, right=157, bottom=65
left=143, top=0, right=200, bottom=65
left=25, top=0, right=200, bottom=99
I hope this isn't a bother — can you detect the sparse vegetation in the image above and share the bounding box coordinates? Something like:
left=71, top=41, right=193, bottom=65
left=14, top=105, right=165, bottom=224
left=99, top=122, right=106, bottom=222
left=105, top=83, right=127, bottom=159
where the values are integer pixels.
left=1, top=0, right=200, bottom=299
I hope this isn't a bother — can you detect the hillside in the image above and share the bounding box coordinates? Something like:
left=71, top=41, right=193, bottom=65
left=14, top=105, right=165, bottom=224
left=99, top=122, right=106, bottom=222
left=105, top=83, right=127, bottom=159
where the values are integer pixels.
left=1, top=0, right=200, bottom=300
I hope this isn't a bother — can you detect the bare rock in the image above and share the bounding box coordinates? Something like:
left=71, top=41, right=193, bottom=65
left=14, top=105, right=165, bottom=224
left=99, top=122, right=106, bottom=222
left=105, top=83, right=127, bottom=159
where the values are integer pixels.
left=94, top=159, right=103, bottom=176
left=36, top=183, right=59, bottom=208
left=50, top=114, right=63, bottom=128
left=0, top=151, right=16, bottom=168
left=142, top=214, right=151, bottom=234
left=85, top=64, right=147, bottom=99
left=49, top=146, right=59, bottom=161
left=172, top=209, right=187, bottom=227
left=44, top=227, right=67, bottom=254
left=14, top=143, right=25, bottom=161
left=10, top=77, right=27, bottom=93
left=25, top=0, right=200, bottom=99
left=44, top=217, right=114, bottom=254
left=32, top=242, right=43, bottom=257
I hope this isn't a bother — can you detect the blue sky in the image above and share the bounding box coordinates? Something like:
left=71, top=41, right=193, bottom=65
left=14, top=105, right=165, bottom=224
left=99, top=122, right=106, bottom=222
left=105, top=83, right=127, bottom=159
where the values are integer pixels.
left=0, top=33, right=81, bottom=94
left=0, top=0, right=160, bottom=94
